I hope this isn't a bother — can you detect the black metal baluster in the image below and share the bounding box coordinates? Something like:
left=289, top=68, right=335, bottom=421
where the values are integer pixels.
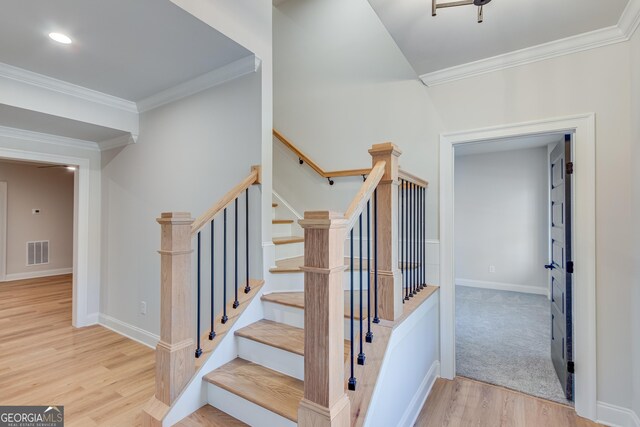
left=373, top=189, right=380, bottom=324
left=195, top=232, right=203, bottom=358
left=409, top=182, right=414, bottom=298
left=366, top=200, right=373, bottom=342
left=358, top=214, right=365, bottom=365
left=244, top=189, right=251, bottom=294
left=403, top=180, right=409, bottom=301
left=209, top=220, right=216, bottom=340
left=222, top=209, right=228, bottom=324
left=422, top=186, right=426, bottom=289
left=348, top=228, right=357, bottom=391
left=415, top=183, right=420, bottom=293
left=233, top=198, right=239, bottom=309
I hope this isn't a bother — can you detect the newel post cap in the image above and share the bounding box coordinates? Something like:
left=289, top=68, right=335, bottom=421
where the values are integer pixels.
left=369, top=142, right=402, bottom=157
left=299, top=211, right=348, bottom=229
left=157, top=212, right=194, bottom=225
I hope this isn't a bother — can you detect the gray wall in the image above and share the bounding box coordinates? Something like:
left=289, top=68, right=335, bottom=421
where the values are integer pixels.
left=631, top=26, right=640, bottom=417
left=100, top=72, right=262, bottom=336
left=454, top=147, right=549, bottom=293
left=0, top=161, right=74, bottom=277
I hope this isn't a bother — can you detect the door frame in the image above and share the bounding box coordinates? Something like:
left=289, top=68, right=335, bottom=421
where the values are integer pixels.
left=0, top=182, right=6, bottom=282
left=0, top=147, right=92, bottom=328
left=439, top=113, right=597, bottom=420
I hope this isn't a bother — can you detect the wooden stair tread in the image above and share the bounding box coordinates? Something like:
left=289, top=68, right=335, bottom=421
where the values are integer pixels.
left=261, top=292, right=365, bottom=319
left=269, top=255, right=421, bottom=274
left=175, top=404, right=248, bottom=427
left=272, top=236, right=304, bottom=245
left=203, top=358, right=303, bottom=422
left=272, top=219, right=294, bottom=224
left=235, top=319, right=350, bottom=358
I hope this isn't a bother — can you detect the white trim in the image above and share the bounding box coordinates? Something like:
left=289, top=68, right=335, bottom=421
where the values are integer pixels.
left=98, top=313, right=159, bottom=349
left=0, top=182, right=6, bottom=282
left=137, top=55, right=260, bottom=113
left=97, top=133, right=138, bottom=151
left=456, top=279, right=548, bottom=296
left=0, top=147, right=93, bottom=328
left=0, top=61, right=138, bottom=113
left=597, top=401, right=640, bottom=427
left=439, top=114, right=597, bottom=421
left=420, top=0, right=640, bottom=86
left=271, top=190, right=303, bottom=219
left=3, top=267, right=72, bottom=282
left=398, top=361, right=440, bottom=427
left=0, top=125, right=100, bottom=152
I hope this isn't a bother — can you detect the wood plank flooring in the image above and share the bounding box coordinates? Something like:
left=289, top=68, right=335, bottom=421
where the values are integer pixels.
left=0, top=275, right=155, bottom=426
left=415, top=377, right=603, bottom=427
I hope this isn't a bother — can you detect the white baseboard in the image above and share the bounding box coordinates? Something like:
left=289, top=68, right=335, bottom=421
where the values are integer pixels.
left=399, top=360, right=440, bottom=427
left=98, top=314, right=159, bottom=349
left=456, top=278, right=547, bottom=296
left=3, top=267, right=73, bottom=282
left=597, top=401, right=640, bottom=427
left=84, top=312, right=99, bottom=326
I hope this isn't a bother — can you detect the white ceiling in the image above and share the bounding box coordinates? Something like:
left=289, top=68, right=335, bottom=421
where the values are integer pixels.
left=0, top=105, right=128, bottom=142
left=368, top=0, right=630, bottom=75
left=455, top=133, right=564, bottom=157
left=0, top=0, right=251, bottom=101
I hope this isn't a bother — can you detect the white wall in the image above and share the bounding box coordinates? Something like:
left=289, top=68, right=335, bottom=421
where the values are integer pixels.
left=0, top=161, right=74, bottom=277
left=428, top=41, right=634, bottom=412
left=630, top=27, right=640, bottom=418
left=100, top=72, right=262, bottom=337
left=273, top=0, right=444, bottom=238
left=454, top=147, right=548, bottom=294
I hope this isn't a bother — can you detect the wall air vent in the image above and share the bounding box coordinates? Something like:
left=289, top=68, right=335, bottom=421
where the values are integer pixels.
left=27, top=241, right=49, bottom=266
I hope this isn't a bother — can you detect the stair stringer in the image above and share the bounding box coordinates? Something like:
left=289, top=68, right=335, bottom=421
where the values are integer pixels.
left=162, top=281, right=277, bottom=427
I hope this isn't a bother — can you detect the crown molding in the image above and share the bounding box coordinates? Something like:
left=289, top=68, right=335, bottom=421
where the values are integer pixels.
left=0, top=125, right=100, bottom=152
left=97, top=133, right=138, bottom=151
left=420, top=0, right=640, bottom=87
left=0, top=62, right=138, bottom=113
left=137, top=55, right=261, bottom=113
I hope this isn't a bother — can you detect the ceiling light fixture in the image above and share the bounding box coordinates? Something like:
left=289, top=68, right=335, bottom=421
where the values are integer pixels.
left=48, top=32, right=72, bottom=44
left=432, top=0, right=492, bottom=23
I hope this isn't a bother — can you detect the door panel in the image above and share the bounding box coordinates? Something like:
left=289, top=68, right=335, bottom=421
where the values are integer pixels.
left=549, top=135, right=573, bottom=400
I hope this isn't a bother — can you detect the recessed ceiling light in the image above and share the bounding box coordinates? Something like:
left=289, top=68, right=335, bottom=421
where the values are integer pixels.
left=49, top=32, right=72, bottom=45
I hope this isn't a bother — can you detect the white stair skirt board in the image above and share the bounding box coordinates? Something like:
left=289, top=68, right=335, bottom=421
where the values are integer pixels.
left=207, top=384, right=296, bottom=427
left=272, top=223, right=293, bottom=237
left=262, top=299, right=355, bottom=338
left=274, top=241, right=304, bottom=261
left=456, top=278, right=548, bottom=296
left=597, top=402, right=640, bottom=427
left=236, top=336, right=304, bottom=381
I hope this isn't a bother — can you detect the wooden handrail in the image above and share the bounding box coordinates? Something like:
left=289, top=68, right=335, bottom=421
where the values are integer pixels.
left=344, top=161, right=386, bottom=229
left=399, top=168, right=429, bottom=188
left=191, top=165, right=261, bottom=236
left=273, top=129, right=371, bottom=180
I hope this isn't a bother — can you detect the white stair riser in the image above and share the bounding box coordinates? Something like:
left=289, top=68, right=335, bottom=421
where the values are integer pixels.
left=262, top=300, right=357, bottom=339
left=237, top=337, right=304, bottom=380
left=275, top=242, right=304, bottom=260
left=268, top=272, right=372, bottom=292
left=207, top=384, right=296, bottom=427
left=272, top=223, right=293, bottom=237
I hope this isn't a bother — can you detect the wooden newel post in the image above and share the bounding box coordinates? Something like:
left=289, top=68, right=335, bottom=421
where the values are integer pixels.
left=368, top=143, right=403, bottom=321
left=298, top=211, right=351, bottom=427
left=142, top=212, right=195, bottom=426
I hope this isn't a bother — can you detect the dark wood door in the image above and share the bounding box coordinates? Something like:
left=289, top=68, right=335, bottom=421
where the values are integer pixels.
left=548, top=135, right=574, bottom=400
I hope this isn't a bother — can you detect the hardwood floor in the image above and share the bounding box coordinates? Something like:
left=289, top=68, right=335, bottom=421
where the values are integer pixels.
left=415, top=377, right=603, bottom=427
left=0, top=275, right=155, bottom=426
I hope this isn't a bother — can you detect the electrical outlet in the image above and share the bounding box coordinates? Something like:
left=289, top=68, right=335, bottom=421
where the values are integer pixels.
left=140, top=301, right=147, bottom=315
left=489, top=265, right=496, bottom=273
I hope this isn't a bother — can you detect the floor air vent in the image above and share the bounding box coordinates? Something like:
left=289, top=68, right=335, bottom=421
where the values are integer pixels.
left=27, top=241, right=49, bottom=266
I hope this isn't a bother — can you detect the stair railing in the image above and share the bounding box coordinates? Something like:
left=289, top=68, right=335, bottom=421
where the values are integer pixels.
left=142, top=166, right=261, bottom=427
left=273, top=129, right=371, bottom=185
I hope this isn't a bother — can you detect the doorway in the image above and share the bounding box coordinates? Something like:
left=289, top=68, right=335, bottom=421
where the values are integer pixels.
left=439, top=114, right=597, bottom=420
left=453, top=133, right=572, bottom=405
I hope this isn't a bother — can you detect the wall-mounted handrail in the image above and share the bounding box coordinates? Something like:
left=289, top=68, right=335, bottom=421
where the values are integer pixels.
left=191, top=166, right=261, bottom=236
left=273, top=129, right=371, bottom=184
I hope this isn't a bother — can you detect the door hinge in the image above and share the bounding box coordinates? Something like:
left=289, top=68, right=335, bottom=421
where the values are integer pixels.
left=567, top=261, right=574, bottom=274
left=568, top=361, right=575, bottom=374
left=566, top=162, right=574, bottom=175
